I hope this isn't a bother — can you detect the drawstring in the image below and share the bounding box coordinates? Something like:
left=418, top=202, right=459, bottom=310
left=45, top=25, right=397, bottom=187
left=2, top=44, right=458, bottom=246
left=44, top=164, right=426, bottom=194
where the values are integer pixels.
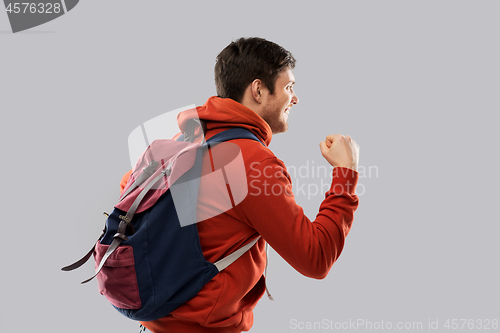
left=264, top=242, right=274, bottom=301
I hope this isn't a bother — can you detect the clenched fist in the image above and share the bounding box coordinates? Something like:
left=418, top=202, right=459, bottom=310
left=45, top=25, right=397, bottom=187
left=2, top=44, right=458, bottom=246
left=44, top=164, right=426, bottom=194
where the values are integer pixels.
left=319, top=134, right=359, bottom=171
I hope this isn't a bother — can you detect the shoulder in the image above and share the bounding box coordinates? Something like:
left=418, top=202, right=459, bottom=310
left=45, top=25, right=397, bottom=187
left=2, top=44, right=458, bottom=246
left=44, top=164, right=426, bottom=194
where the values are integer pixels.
left=229, top=138, right=286, bottom=173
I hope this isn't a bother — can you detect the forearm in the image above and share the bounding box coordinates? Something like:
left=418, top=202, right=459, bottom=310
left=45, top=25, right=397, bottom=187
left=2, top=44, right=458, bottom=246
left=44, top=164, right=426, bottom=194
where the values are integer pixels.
left=239, top=158, right=359, bottom=279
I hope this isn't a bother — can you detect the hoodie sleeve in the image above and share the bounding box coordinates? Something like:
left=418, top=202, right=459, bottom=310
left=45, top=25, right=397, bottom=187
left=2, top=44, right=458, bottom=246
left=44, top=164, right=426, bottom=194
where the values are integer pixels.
left=237, top=157, right=359, bottom=279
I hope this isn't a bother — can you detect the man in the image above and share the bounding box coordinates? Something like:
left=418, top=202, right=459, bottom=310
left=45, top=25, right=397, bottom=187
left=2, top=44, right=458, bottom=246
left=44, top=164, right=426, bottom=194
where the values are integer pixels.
left=122, top=37, right=359, bottom=332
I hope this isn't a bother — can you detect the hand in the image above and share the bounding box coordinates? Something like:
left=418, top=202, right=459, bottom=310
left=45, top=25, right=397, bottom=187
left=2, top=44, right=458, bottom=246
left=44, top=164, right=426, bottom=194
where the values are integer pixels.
left=319, top=134, right=359, bottom=171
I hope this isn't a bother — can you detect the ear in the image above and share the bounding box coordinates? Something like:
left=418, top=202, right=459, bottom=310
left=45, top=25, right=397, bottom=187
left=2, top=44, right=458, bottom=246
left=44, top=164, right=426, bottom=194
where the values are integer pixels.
left=250, top=79, right=263, bottom=104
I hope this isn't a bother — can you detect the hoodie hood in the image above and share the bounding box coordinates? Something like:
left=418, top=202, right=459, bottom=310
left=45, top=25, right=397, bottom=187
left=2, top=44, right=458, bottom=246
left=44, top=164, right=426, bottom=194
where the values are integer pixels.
left=177, top=96, right=273, bottom=147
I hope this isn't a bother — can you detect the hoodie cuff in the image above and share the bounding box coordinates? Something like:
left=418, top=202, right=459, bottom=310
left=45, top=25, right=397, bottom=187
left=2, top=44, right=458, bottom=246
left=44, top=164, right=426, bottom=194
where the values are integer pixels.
left=328, top=167, right=359, bottom=196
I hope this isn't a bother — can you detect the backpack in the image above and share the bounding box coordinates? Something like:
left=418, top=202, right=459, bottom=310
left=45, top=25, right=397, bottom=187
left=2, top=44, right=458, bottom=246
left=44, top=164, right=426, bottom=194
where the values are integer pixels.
left=62, top=122, right=265, bottom=321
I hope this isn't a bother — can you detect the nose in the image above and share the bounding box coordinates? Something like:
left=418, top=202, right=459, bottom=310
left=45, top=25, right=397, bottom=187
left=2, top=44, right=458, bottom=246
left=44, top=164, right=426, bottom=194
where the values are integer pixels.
left=292, top=91, right=299, bottom=105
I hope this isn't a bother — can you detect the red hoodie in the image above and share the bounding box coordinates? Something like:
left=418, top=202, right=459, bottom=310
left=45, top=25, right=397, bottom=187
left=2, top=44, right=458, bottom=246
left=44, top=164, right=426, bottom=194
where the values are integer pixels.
left=120, top=96, right=359, bottom=332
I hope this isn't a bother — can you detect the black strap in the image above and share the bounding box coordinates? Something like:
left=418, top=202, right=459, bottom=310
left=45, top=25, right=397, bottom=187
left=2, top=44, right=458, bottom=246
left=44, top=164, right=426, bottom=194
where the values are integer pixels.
left=61, top=245, right=96, bottom=272
left=80, top=219, right=128, bottom=284
left=61, top=223, right=107, bottom=272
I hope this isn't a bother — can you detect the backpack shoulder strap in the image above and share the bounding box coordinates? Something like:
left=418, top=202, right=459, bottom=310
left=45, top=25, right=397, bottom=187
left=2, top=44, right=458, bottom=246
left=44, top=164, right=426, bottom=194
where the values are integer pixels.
left=213, top=236, right=261, bottom=271
left=205, top=128, right=265, bottom=146
left=202, top=128, right=264, bottom=271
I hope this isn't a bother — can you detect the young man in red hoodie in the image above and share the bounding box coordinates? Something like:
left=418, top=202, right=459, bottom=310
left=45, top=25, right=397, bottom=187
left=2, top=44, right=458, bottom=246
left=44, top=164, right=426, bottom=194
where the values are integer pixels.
left=123, top=37, right=360, bottom=332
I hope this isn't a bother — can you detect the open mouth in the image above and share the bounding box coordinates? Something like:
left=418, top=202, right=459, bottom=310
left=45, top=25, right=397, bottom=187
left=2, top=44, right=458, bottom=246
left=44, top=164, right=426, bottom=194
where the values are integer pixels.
left=284, top=107, right=290, bottom=115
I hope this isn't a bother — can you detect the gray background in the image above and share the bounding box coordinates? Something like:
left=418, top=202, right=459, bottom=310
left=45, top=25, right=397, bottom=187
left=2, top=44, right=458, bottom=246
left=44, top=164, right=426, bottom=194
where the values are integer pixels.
left=1, top=1, right=498, bottom=332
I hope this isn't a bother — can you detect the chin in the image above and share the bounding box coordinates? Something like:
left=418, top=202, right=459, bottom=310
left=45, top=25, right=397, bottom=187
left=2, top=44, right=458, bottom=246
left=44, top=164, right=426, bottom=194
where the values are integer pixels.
left=271, top=123, right=289, bottom=134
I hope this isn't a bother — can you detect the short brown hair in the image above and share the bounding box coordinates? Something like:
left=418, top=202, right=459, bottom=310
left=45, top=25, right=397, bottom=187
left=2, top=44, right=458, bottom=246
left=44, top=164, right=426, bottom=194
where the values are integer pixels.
left=214, top=37, right=296, bottom=103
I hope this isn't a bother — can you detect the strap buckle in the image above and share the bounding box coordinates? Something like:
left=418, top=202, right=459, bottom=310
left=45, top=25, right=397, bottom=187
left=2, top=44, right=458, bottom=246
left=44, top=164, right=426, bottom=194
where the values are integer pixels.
left=119, top=215, right=135, bottom=235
